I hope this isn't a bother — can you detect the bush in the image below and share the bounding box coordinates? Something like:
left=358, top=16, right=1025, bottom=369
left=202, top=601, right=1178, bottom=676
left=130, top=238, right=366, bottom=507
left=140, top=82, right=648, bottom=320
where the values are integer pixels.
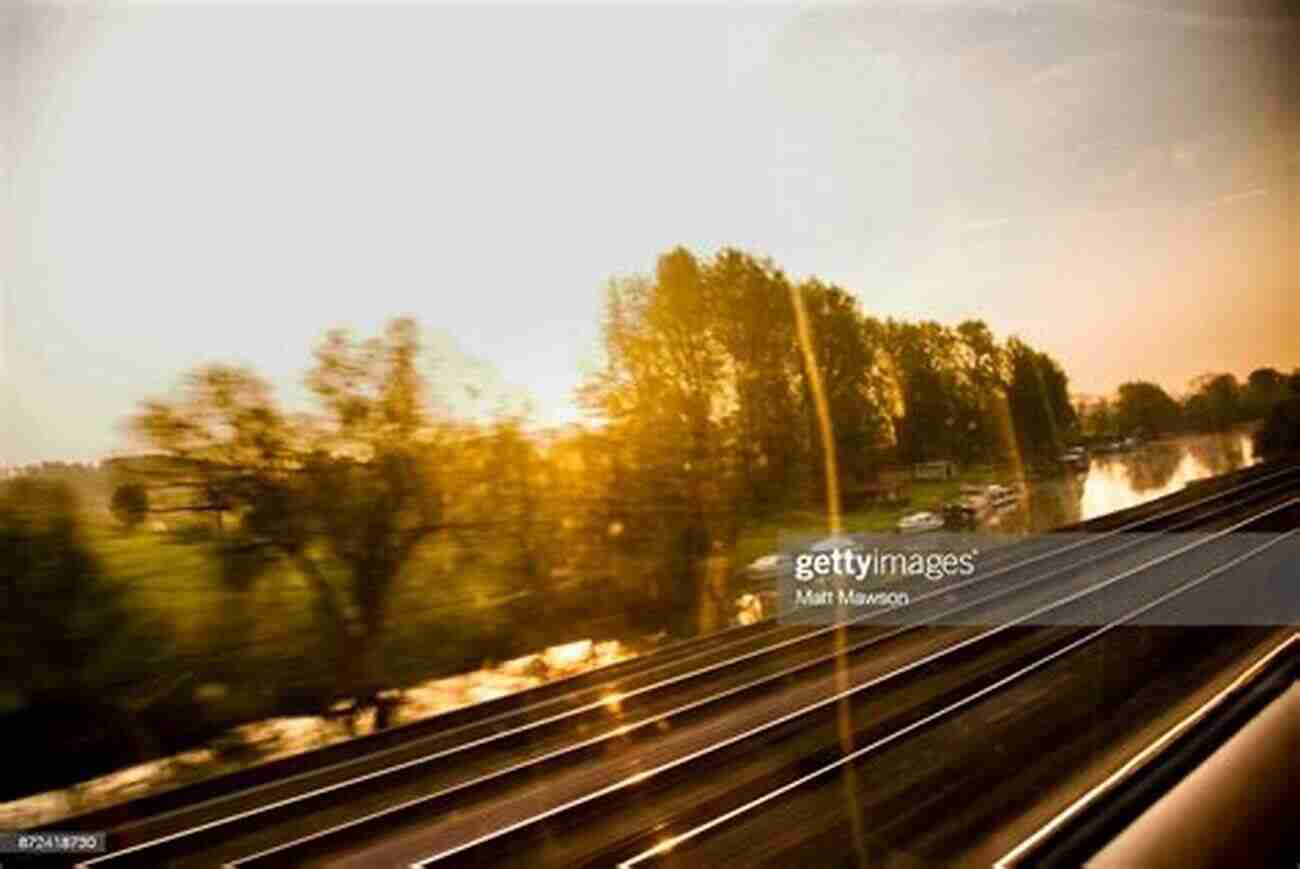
left=0, top=479, right=173, bottom=796
left=110, top=482, right=149, bottom=530
left=1254, top=398, right=1300, bottom=459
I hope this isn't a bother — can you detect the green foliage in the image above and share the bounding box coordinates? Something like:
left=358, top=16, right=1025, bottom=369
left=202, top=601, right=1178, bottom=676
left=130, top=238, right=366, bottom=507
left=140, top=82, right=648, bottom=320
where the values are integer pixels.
left=583, top=247, right=1078, bottom=532
left=130, top=318, right=448, bottom=704
left=110, top=482, right=149, bottom=530
left=1254, top=397, right=1300, bottom=458
left=885, top=320, right=969, bottom=464
left=1182, top=373, right=1243, bottom=432
left=1115, top=381, right=1183, bottom=437
left=0, top=479, right=166, bottom=706
left=798, top=280, right=892, bottom=486
left=1004, top=339, right=1076, bottom=456
left=1080, top=397, right=1117, bottom=438
left=1177, top=368, right=1294, bottom=433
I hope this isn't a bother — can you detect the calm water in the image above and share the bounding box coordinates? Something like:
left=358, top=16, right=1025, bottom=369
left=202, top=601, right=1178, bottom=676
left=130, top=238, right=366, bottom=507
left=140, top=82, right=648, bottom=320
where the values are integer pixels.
left=997, top=430, right=1259, bottom=534
left=718, top=430, right=1260, bottom=630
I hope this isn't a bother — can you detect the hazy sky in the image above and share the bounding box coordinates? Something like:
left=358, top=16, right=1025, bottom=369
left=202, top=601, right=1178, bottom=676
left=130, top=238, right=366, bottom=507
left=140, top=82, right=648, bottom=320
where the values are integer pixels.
left=4, top=1, right=1298, bottom=464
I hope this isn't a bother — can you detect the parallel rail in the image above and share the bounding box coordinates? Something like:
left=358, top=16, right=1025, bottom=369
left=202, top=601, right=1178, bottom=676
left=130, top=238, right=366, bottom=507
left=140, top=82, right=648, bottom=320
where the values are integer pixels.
left=994, top=631, right=1300, bottom=868
left=227, top=497, right=1298, bottom=868
left=57, top=458, right=1290, bottom=844
left=57, top=459, right=1299, bottom=868
left=611, top=520, right=1300, bottom=868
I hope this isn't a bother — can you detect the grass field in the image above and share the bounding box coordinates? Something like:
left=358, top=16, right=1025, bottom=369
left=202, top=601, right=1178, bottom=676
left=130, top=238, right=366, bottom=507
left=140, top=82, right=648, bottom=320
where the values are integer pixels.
left=729, top=472, right=1011, bottom=569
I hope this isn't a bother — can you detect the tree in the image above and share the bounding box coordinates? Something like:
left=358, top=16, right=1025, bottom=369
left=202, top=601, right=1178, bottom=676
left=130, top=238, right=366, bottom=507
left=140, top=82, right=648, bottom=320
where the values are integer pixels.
left=1080, top=398, right=1117, bottom=438
left=1254, top=388, right=1300, bottom=458
left=955, top=319, right=1010, bottom=462
left=110, top=482, right=149, bottom=531
left=579, top=251, right=737, bottom=627
left=483, top=417, right=546, bottom=581
left=130, top=318, right=448, bottom=718
left=707, top=249, right=802, bottom=511
left=884, top=320, right=966, bottom=464
left=1242, top=367, right=1288, bottom=420
left=1115, top=381, right=1182, bottom=438
left=796, top=279, right=891, bottom=486
left=1004, top=338, right=1076, bottom=457
left=2, top=480, right=123, bottom=701
left=1183, top=373, right=1242, bottom=432
left=1254, top=399, right=1300, bottom=458
left=0, top=478, right=168, bottom=786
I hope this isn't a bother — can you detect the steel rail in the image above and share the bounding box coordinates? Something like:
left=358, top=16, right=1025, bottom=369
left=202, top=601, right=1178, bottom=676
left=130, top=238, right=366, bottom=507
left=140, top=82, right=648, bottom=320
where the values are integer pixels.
left=616, top=521, right=1300, bottom=867
left=77, top=465, right=1300, bottom=867
left=256, top=499, right=1298, bottom=869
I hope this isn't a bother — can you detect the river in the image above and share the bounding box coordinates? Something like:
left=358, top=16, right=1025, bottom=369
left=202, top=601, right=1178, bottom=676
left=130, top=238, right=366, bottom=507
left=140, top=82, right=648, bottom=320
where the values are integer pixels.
left=988, top=429, right=1259, bottom=534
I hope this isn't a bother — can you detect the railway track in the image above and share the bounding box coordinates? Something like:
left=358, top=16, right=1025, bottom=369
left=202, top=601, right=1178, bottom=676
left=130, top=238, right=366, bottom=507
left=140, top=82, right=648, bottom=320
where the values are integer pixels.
left=606, top=521, right=1299, bottom=868
left=317, top=497, right=1298, bottom=868
left=51, top=459, right=1300, bottom=868
left=995, top=631, right=1300, bottom=868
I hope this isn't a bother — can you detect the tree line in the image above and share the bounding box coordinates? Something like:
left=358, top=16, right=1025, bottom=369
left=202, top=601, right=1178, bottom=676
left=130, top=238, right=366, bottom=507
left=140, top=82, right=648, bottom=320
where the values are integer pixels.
left=115, top=247, right=1077, bottom=681
left=87, top=248, right=1075, bottom=708
left=1078, top=369, right=1300, bottom=442
left=6, top=243, right=1295, bottom=776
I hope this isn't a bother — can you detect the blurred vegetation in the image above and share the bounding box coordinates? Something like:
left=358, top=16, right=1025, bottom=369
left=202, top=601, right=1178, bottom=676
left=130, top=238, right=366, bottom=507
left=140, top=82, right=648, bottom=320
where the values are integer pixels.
left=109, top=482, right=149, bottom=531
left=0, top=479, right=172, bottom=797
left=6, top=245, right=1286, bottom=800
left=1079, top=367, right=1299, bottom=442
left=1253, top=373, right=1300, bottom=459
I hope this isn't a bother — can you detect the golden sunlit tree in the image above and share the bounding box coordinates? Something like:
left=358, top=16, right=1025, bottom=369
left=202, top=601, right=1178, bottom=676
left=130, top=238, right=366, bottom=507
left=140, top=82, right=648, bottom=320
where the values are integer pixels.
left=580, top=250, right=738, bottom=626
left=130, top=318, right=449, bottom=722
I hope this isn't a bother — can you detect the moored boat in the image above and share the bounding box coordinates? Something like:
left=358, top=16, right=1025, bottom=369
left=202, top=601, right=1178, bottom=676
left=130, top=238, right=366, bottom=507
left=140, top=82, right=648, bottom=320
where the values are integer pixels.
left=897, top=511, right=945, bottom=533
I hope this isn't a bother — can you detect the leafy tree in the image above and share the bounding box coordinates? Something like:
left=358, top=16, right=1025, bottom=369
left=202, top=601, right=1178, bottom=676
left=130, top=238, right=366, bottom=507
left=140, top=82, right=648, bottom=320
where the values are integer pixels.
left=0, top=478, right=168, bottom=776
left=1183, top=373, right=1242, bottom=432
left=1004, top=338, right=1076, bottom=457
left=796, top=279, right=891, bottom=486
left=579, top=251, right=737, bottom=625
left=884, top=320, right=967, bottom=464
left=130, top=318, right=449, bottom=716
left=707, top=249, right=802, bottom=511
left=1242, top=367, right=1288, bottom=420
left=1115, top=381, right=1182, bottom=438
left=482, top=417, right=547, bottom=581
left=1080, top=398, right=1117, bottom=438
left=955, top=319, right=1010, bottom=462
left=110, top=482, right=150, bottom=531
left=2, top=481, right=122, bottom=701
left=1254, top=394, right=1300, bottom=458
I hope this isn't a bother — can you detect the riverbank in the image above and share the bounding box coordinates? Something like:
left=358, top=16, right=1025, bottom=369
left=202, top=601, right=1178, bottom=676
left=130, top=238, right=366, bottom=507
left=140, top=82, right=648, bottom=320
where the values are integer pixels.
left=722, top=429, right=1262, bottom=622
left=0, top=637, right=635, bottom=830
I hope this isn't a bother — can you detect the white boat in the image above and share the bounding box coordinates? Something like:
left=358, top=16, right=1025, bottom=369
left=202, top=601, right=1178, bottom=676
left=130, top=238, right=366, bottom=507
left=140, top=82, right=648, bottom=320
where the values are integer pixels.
left=958, top=484, right=990, bottom=511
left=897, top=511, right=945, bottom=533
left=1060, top=447, right=1089, bottom=469
left=745, top=553, right=789, bottom=577
left=810, top=534, right=863, bottom=554
left=986, top=484, right=1020, bottom=508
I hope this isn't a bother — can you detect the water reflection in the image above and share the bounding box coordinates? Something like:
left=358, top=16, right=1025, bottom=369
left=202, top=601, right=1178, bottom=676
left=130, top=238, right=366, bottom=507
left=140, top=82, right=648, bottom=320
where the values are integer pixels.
left=729, top=432, right=1259, bottom=622
left=1010, top=431, right=1258, bottom=532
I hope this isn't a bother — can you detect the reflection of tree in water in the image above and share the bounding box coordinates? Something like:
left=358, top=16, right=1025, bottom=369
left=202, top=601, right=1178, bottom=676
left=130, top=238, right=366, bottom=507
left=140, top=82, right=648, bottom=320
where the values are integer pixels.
left=1120, top=444, right=1182, bottom=493
left=981, top=475, right=1084, bottom=535
left=1186, top=434, right=1245, bottom=478
left=1027, top=476, right=1083, bottom=532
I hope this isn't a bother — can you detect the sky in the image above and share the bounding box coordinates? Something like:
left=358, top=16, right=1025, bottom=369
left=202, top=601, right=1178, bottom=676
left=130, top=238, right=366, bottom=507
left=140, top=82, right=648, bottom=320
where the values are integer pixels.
left=4, top=0, right=1299, bottom=464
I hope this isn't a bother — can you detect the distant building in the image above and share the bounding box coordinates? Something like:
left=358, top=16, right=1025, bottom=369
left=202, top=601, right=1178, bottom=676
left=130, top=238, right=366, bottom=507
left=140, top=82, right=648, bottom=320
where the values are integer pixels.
left=913, top=460, right=957, bottom=481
